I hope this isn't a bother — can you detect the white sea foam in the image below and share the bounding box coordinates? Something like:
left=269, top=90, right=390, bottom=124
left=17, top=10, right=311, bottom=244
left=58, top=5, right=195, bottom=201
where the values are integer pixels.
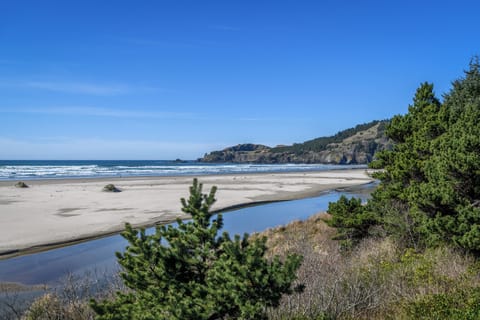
left=0, top=162, right=366, bottom=180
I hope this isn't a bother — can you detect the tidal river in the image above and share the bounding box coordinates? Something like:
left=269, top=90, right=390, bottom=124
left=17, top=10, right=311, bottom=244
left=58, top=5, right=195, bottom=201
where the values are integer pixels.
left=0, top=183, right=374, bottom=286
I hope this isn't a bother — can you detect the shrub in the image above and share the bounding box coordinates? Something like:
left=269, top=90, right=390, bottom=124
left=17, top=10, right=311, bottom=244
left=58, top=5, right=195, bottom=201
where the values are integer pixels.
left=23, top=293, right=64, bottom=320
left=102, top=184, right=120, bottom=192
left=15, top=181, right=29, bottom=188
left=403, top=287, right=480, bottom=320
left=265, top=212, right=480, bottom=320
left=325, top=195, right=379, bottom=249
left=21, top=270, right=123, bottom=320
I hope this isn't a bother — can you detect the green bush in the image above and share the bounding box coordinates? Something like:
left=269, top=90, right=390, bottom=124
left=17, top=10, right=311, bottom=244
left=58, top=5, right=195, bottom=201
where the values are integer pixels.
left=404, top=287, right=480, bottom=320
left=325, top=195, right=378, bottom=249
left=102, top=184, right=120, bottom=192
left=15, top=181, right=29, bottom=188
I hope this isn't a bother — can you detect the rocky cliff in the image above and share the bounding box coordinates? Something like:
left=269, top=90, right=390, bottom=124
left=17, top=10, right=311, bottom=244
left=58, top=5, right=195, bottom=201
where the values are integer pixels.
left=200, top=121, right=392, bottom=164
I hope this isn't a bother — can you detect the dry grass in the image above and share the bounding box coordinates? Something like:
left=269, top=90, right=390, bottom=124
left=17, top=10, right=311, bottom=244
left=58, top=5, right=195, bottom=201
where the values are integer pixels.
left=4, top=211, right=480, bottom=319
left=0, top=270, right=124, bottom=320
left=260, top=213, right=480, bottom=320
left=256, top=212, right=337, bottom=258
left=0, top=283, right=44, bottom=293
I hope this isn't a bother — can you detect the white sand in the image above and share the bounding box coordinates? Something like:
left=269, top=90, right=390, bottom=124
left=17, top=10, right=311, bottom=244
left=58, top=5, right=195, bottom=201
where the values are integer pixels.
left=0, top=169, right=373, bottom=256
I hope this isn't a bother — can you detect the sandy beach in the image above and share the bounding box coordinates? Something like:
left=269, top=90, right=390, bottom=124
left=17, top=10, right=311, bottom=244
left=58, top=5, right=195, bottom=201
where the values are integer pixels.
left=0, top=169, right=373, bottom=257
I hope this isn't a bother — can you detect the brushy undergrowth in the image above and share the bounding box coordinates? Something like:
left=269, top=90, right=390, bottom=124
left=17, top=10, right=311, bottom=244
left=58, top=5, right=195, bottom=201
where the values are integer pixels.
left=1, top=271, right=124, bottom=320
left=6, top=213, right=480, bottom=319
left=402, top=286, right=480, bottom=320
left=261, top=213, right=480, bottom=320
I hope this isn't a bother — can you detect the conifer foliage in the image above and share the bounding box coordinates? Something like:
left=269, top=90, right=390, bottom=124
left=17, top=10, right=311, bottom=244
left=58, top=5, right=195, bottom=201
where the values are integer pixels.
left=91, top=178, right=302, bottom=319
left=327, top=57, right=480, bottom=253
left=324, top=195, right=378, bottom=248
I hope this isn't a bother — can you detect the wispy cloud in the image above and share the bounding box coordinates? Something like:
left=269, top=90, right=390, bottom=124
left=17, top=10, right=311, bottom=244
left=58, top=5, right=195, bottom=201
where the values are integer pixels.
left=0, top=137, right=215, bottom=160
left=209, top=25, right=241, bottom=31
left=25, top=81, right=134, bottom=95
left=118, top=37, right=202, bottom=49
left=233, top=116, right=312, bottom=122
left=237, top=117, right=265, bottom=122
left=0, top=106, right=194, bottom=119
left=116, top=36, right=221, bottom=49
left=0, top=79, right=166, bottom=95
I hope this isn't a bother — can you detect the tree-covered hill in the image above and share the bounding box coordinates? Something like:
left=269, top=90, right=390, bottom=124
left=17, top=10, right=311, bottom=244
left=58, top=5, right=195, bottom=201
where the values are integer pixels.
left=200, top=120, right=392, bottom=164
left=271, top=120, right=388, bottom=154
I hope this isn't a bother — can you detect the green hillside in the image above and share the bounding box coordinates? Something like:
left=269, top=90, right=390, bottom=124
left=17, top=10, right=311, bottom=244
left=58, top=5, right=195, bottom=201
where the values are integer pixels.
left=200, top=119, right=391, bottom=164
left=271, top=120, right=388, bottom=154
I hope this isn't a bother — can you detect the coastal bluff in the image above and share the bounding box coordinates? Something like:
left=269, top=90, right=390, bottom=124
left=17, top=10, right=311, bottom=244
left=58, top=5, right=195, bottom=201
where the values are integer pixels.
left=200, top=120, right=392, bottom=164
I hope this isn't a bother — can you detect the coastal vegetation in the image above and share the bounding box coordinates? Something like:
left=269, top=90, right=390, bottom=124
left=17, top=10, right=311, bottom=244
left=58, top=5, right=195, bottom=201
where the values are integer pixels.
left=91, top=179, right=302, bottom=319
left=257, top=214, right=480, bottom=319
left=328, top=57, right=480, bottom=253
left=322, top=57, right=480, bottom=318
left=102, top=184, right=120, bottom=192
left=14, top=182, right=28, bottom=188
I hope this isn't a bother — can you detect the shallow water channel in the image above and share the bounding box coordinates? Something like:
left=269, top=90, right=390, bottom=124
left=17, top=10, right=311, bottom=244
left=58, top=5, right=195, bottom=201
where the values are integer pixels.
left=0, top=183, right=375, bottom=286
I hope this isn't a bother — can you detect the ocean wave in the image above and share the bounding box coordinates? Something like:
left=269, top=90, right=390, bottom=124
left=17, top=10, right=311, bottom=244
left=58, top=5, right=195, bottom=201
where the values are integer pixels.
left=0, top=161, right=366, bottom=180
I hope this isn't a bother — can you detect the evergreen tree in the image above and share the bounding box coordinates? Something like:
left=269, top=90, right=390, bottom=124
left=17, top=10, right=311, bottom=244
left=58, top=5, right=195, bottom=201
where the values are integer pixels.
left=327, top=83, right=444, bottom=248
left=372, top=82, right=443, bottom=204
left=324, top=195, right=378, bottom=248
left=327, top=57, right=480, bottom=252
left=443, top=56, right=480, bottom=125
left=91, top=179, right=302, bottom=319
left=417, top=59, right=480, bottom=250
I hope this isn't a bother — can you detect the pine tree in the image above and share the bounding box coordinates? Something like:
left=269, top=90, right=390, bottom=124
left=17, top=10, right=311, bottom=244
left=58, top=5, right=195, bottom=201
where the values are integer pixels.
left=372, top=82, right=443, bottom=203
left=418, top=59, right=480, bottom=250
left=327, top=58, right=480, bottom=252
left=324, top=195, right=378, bottom=248
left=91, top=178, right=302, bottom=319
left=326, top=83, right=444, bottom=248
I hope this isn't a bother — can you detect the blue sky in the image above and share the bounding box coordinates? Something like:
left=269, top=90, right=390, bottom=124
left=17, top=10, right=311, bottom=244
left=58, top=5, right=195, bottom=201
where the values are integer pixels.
left=1, top=0, right=479, bottom=160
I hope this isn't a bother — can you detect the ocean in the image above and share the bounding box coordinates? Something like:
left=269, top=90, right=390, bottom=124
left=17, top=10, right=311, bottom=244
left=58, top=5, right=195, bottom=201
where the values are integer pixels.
left=0, top=160, right=366, bottom=180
